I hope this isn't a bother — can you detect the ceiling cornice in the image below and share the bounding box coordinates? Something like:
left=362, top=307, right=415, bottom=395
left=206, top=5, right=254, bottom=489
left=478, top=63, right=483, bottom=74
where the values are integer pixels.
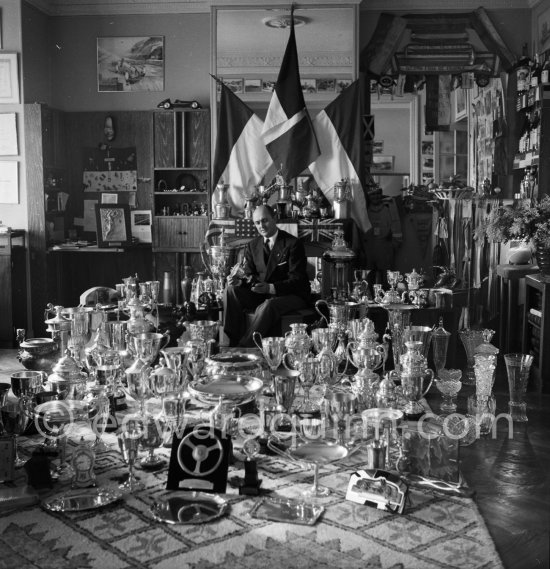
left=24, top=0, right=533, bottom=16
left=360, top=0, right=532, bottom=10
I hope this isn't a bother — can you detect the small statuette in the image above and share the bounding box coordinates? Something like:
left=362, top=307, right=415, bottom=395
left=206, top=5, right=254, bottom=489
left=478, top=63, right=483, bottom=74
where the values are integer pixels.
left=71, top=437, right=97, bottom=488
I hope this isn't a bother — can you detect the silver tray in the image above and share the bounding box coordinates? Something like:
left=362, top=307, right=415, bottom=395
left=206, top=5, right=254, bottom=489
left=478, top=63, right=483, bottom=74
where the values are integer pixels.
left=150, top=492, right=228, bottom=524
left=249, top=496, right=324, bottom=525
left=42, top=488, right=123, bottom=512
left=188, top=374, right=263, bottom=405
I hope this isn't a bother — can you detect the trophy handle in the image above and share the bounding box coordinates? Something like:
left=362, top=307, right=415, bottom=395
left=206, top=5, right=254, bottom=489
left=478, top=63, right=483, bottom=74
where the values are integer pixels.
left=422, top=368, right=435, bottom=398
left=314, top=300, right=329, bottom=327
left=252, top=331, right=263, bottom=352
left=159, top=331, right=171, bottom=352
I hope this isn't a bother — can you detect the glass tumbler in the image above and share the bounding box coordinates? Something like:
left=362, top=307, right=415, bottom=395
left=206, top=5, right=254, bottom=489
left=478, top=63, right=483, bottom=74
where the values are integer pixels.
left=504, top=353, right=534, bottom=422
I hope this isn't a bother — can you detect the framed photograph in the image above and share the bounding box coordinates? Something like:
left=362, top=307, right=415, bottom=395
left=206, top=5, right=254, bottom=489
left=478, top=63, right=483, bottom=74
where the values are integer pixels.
left=337, top=79, right=353, bottom=93
left=371, top=155, right=394, bottom=172
left=101, top=192, right=118, bottom=204
left=95, top=204, right=132, bottom=247
left=0, top=53, right=19, bottom=104
left=224, top=78, right=243, bottom=94
left=538, top=6, right=550, bottom=53
left=97, top=36, right=164, bottom=93
left=421, top=141, right=434, bottom=155
left=130, top=209, right=152, bottom=243
left=372, top=140, right=384, bottom=154
left=301, top=78, right=317, bottom=94
left=244, top=78, right=261, bottom=93
left=316, top=78, right=336, bottom=93
left=262, top=79, right=275, bottom=93
left=454, top=88, right=467, bottom=121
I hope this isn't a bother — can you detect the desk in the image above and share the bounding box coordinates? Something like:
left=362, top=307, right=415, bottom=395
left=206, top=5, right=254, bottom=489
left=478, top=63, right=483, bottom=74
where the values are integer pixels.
left=496, top=264, right=539, bottom=354
left=47, top=245, right=153, bottom=312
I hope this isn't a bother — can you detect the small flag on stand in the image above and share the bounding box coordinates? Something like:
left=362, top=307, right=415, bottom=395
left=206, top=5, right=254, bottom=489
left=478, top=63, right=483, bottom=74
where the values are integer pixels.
left=309, top=79, right=371, bottom=232
left=261, top=7, right=320, bottom=181
left=212, top=77, right=272, bottom=214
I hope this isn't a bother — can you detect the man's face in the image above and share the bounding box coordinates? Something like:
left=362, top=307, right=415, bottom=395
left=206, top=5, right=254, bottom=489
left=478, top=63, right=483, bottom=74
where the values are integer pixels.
left=253, top=207, right=277, bottom=239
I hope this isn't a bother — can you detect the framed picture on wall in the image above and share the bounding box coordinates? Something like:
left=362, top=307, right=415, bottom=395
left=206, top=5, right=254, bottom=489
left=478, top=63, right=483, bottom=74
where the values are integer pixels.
left=0, top=53, right=19, bottom=104
left=538, top=6, right=550, bottom=53
left=97, top=36, right=164, bottom=92
left=372, top=155, right=394, bottom=172
left=95, top=204, right=132, bottom=247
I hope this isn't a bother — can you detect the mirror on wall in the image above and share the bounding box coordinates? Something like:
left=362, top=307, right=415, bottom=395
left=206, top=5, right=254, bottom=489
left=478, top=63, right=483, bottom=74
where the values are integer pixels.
left=211, top=3, right=359, bottom=120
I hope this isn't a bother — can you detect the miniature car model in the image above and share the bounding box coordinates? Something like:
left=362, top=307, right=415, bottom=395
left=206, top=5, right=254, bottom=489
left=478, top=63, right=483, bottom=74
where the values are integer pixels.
left=157, top=99, right=201, bottom=110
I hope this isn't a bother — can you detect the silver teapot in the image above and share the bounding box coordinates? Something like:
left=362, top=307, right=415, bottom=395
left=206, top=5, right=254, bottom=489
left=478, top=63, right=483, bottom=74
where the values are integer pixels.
left=46, top=351, right=88, bottom=400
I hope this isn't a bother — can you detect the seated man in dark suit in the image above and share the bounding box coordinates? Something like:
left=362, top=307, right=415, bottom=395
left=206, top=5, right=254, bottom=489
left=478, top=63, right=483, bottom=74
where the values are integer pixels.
left=223, top=205, right=311, bottom=347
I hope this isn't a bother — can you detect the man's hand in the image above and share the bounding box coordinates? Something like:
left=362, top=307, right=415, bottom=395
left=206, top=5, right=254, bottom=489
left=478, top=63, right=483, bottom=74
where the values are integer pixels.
left=227, top=274, right=242, bottom=287
left=251, top=282, right=272, bottom=295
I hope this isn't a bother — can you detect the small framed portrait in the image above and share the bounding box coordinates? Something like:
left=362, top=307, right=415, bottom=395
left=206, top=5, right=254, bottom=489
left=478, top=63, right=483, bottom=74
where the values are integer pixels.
left=95, top=203, right=132, bottom=247
left=262, top=79, right=275, bottom=92
left=421, top=141, right=434, bottom=155
left=337, top=79, right=353, bottom=93
left=244, top=78, right=261, bottom=93
left=316, top=78, right=336, bottom=93
left=372, top=140, right=384, bottom=154
left=224, top=78, right=243, bottom=94
left=301, top=78, right=317, bottom=94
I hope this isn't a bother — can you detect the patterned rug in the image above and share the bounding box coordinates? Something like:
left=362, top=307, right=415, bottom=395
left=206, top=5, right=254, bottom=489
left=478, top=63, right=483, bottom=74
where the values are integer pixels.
left=0, top=428, right=503, bottom=569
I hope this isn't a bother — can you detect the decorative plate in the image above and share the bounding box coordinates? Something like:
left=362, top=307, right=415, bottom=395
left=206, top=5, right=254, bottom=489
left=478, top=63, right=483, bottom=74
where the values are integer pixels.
left=150, top=492, right=228, bottom=524
left=42, top=488, right=123, bottom=512
left=249, top=496, right=324, bottom=525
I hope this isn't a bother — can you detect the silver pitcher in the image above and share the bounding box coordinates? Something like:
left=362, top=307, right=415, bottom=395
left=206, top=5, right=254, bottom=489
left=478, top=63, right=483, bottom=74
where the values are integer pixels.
left=399, top=340, right=434, bottom=417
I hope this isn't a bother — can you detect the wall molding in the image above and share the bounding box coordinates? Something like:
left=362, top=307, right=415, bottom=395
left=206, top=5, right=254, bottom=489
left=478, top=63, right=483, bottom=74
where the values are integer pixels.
left=25, top=0, right=533, bottom=17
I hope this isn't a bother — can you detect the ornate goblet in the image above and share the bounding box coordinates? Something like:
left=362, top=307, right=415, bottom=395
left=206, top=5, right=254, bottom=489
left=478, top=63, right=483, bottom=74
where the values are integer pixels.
left=435, top=369, right=462, bottom=414
left=139, top=414, right=165, bottom=468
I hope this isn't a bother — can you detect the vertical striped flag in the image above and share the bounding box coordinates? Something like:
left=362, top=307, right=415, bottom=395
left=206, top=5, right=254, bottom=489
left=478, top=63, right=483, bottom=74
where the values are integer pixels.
left=309, top=79, right=371, bottom=232
left=212, top=79, right=272, bottom=215
left=261, top=8, right=320, bottom=181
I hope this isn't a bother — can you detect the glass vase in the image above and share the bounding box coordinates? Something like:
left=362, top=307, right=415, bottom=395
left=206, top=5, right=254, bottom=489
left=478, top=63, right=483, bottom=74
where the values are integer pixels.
left=459, top=329, right=485, bottom=385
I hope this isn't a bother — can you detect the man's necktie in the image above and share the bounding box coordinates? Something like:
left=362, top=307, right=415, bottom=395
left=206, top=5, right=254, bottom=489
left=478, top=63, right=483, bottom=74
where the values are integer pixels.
left=264, top=239, right=271, bottom=262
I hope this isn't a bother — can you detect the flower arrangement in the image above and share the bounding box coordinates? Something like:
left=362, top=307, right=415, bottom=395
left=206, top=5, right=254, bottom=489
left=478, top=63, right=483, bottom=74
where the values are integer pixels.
left=477, top=196, right=550, bottom=249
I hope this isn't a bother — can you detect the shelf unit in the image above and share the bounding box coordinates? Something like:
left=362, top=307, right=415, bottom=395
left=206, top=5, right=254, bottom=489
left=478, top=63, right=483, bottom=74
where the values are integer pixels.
left=512, top=82, right=550, bottom=199
left=522, top=273, right=550, bottom=393
left=152, top=109, right=210, bottom=252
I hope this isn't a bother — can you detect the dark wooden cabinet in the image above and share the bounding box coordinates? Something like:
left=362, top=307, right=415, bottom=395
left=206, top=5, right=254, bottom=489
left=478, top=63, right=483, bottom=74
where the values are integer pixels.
left=152, top=109, right=210, bottom=252
left=0, top=231, right=27, bottom=347
left=522, top=273, right=550, bottom=392
left=24, top=103, right=67, bottom=336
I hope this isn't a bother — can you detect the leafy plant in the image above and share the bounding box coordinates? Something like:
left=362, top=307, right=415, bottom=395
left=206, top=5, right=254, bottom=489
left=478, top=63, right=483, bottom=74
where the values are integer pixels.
left=476, top=196, right=550, bottom=249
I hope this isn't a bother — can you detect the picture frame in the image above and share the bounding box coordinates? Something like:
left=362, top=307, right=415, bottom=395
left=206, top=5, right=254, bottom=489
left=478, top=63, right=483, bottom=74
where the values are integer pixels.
left=95, top=204, right=132, bottom=247
left=301, top=78, right=317, bottom=94
left=454, top=88, right=467, bottom=122
left=130, top=209, right=152, bottom=243
left=97, top=36, right=164, bottom=93
left=244, top=78, right=261, bottom=93
left=371, top=155, right=394, bottom=172
left=316, top=78, right=336, bottom=93
left=0, top=53, right=19, bottom=104
left=538, top=6, right=550, bottom=53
